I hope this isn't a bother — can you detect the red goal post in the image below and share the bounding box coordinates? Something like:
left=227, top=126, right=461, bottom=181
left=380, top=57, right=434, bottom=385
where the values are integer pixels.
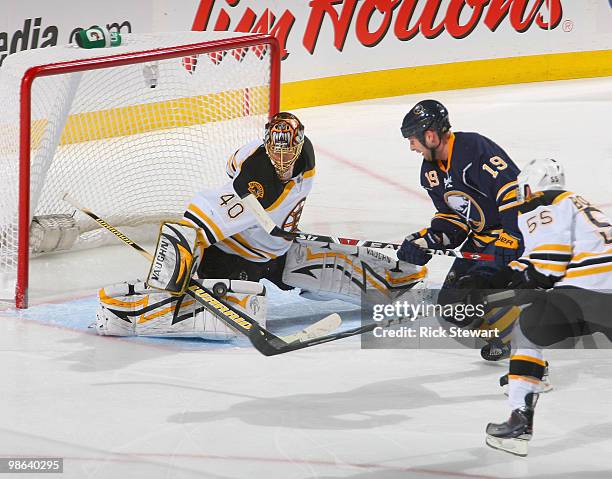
left=0, top=32, right=280, bottom=308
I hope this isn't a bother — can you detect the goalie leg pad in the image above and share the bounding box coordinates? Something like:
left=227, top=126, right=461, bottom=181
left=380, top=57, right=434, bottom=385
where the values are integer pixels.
left=147, top=222, right=202, bottom=295
left=282, top=242, right=428, bottom=304
left=96, top=279, right=266, bottom=340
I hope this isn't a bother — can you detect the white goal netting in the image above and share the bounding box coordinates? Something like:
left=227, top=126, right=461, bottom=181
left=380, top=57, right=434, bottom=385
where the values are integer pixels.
left=0, top=31, right=276, bottom=305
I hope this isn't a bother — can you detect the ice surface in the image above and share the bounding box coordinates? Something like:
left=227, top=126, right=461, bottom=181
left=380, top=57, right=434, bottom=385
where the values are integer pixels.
left=1, top=78, right=611, bottom=478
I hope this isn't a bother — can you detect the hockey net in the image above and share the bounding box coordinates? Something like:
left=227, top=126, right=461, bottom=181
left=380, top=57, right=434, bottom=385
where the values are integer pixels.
left=0, top=31, right=280, bottom=308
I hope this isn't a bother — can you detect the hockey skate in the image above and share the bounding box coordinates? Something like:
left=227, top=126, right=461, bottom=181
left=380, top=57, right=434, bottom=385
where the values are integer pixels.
left=480, top=340, right=511, bottom=361
left=486, top=392, right=539, bottom=457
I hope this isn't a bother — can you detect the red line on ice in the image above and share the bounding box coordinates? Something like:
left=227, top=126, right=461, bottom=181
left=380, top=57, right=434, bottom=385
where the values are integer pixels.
left=316, top=145, right=429, bottom=202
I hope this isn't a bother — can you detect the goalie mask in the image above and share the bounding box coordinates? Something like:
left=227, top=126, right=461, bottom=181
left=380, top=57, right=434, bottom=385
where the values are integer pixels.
left=264, top=112, right=305, bottom=181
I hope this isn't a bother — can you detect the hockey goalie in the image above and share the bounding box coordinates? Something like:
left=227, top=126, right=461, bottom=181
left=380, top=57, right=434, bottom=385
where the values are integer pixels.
left=96, top=112, right=428, bottom=340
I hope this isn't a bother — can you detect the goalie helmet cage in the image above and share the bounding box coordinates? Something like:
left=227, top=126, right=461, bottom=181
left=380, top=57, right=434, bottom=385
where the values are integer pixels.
left=0, top=32, right=280, bottom=308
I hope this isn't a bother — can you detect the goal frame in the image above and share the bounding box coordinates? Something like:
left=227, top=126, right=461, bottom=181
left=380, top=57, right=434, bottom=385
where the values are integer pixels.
left=15, top=33, right=281, bottom=308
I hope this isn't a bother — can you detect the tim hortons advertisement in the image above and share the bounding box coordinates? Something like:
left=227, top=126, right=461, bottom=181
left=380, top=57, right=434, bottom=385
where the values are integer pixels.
left=182, top=0, right=608, bottom=81
left=193, top=0, right=563, bottom=57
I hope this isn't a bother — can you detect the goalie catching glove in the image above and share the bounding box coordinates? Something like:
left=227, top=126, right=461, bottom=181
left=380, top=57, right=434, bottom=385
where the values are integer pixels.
left=96, top=279, right=267, bottom=340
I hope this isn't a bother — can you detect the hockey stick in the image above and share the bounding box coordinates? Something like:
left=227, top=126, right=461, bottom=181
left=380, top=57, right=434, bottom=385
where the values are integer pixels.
left=62, top=193, right=341, bottom=355
left=288, top=232, right=493, bottom=261
left=241, top=194, right=494, bottom=262
left=238, top=289, right=518, bottom=353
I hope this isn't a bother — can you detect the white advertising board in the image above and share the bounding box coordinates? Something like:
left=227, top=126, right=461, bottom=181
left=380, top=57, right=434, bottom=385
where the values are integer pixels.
left=152, top=0, right=612, bottom=82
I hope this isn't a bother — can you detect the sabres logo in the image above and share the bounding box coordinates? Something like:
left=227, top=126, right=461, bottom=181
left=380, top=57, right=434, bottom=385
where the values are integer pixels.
left=248, top=181, right=265, bottom=199
left=444, top=191, right=485, bottom=232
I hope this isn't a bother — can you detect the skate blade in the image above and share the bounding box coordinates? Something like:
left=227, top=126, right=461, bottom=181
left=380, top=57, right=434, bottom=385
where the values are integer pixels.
left=486, top=434, right=528, bottom=457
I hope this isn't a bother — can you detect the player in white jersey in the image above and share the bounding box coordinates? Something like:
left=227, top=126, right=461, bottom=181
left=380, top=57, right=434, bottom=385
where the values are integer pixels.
left=95, top=112, right=427, bottom=339
left=184, top=111, right=316, bottom=286
left=480, top=159, right=612, bottom=456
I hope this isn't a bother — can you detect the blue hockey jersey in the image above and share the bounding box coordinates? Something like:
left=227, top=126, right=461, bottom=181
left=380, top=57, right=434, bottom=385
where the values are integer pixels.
left=420, top=132, right=521, bottom=248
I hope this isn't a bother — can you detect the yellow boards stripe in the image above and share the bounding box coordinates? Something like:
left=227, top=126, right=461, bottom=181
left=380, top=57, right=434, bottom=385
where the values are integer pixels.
left=280, top=50, right=612, bottom=110
left=28, top=86, right=269, bottom=148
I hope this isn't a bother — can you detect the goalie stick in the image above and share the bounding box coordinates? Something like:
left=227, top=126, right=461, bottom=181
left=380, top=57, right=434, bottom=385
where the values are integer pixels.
left=62, top=193, right=340, bottom=356
left=245, top=289, right=517, bottom=353
left=241, top=194, right=494, bottom=262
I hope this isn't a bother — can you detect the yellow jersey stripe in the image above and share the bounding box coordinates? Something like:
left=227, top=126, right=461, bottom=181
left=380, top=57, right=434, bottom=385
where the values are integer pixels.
left=552, top=191, right=574, bottom=205
left=472, top=232, right=498, bottom=244
left=233, top=233, right=278, bottom=259
left=487, top=306, right=521, bottom=334
left=435, top=216, right=469, bottom=232
left=499, top=200, right=521, bottom=212
left=496, top=180, right=517, bottom=201
left=303, top=167, right=316, bottom=179
left=509, top=260, right=528, bottom=271
left=265, top=169, right=314, bottom=212
left=438, top=132, right=455, bottom=173
left=565, top=263, right=612, bottom=279
left=572, top=248, right=612, bottom=262
left=501, top=188, right=518, bottom=202
left=187, top=203, right=224, bottom=242
left=266, top=181, right=296, bottom=212
left=533, top=244, right=572, bottom=253
left=221, top=237, right=265, bottom=261
left=434, top=212, right=463, bottom=219
left=531, top=261, right=567, bottom=273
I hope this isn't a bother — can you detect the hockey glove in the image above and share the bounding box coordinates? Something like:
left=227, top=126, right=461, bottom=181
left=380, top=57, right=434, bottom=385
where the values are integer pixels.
left=508, top=265, right=556, bottom=290
left=438, top=273, right=491, bottom=307
left=435, top=274, right=491, bottom=327
left=397, top=229, right=445, bottom=265
left=493, top=232, right=521, bottom=268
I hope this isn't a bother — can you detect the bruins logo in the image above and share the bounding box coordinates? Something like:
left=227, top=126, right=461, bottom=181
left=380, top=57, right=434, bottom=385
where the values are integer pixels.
left=283, top=198, right=306, bottom=232
left=247, top=181, right=264, bottom=199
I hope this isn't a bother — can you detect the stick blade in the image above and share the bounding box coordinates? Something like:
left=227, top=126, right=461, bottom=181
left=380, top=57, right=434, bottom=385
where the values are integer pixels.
left=280, top=313, right=342, bottom=344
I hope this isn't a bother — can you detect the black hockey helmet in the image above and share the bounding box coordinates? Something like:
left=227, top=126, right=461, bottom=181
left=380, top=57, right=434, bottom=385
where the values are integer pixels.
left=400, top=100, right=451, bottom=145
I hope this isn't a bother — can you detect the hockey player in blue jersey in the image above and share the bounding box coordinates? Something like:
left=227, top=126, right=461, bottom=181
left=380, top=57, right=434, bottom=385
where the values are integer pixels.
left=397, top=99, right=523, bottom=360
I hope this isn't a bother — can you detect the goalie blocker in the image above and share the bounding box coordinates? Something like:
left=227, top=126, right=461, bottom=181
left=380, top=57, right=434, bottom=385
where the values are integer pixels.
left=147, top=222, right=203, bottom=295
left=96, top=222, right=427, bottom=338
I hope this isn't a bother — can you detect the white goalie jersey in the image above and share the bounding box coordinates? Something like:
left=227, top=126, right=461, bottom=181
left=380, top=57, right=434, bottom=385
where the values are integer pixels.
left=182, top=138, right=315, bottom=262
left=510, top=191, right=612, bottom=290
